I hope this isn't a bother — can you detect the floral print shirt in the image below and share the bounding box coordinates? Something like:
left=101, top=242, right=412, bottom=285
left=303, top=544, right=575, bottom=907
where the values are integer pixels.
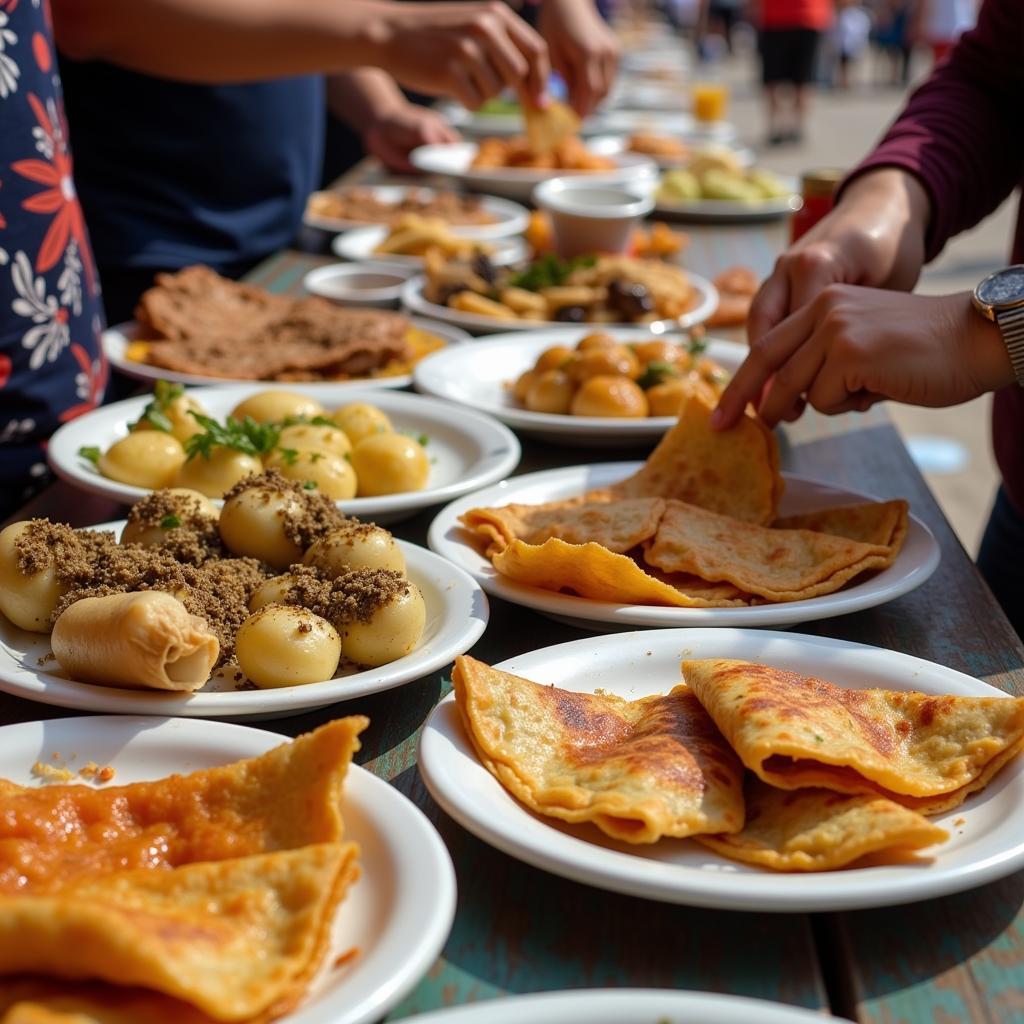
left=0, top=0, right=105, bottom=518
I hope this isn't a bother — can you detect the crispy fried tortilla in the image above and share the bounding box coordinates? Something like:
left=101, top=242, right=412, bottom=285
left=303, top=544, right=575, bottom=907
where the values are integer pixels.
left=523, top=101, right=580, bottom=156
left=683, top=659, right=1024, bottom=813
left=453, top=657, right=745, bottom=843
left=774, top=501, right=909, bottom=548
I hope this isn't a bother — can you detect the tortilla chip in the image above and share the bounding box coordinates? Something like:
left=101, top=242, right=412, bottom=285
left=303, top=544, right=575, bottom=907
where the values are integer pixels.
left=453, top=658, right=744, bottom=843
left=0, top=844, right=358, bottom=1022
left=493, top=537, right=750, bottom=607
left=0, top=718, right=366, bottom=894
left=684, top=659, right=1024, bottom=810
left=774, top=501, right=909, bottom=548
left=607, top=386, right=782, bottom=524
left=696, top=777, right=947, bottom=871
left=524, top=101, right=580, bottom=157
left=645, top=501, right=896, bottom=602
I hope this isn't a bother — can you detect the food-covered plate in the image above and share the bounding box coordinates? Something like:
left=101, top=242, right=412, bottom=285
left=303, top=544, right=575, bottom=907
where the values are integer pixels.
left=0, top=714, right=455, bottom=1023
left=435, top=98, right=607, bottom=139
left=413, top=328, right=746, bottom=446
left=428, top=464, right=939, bottom=629
left=599, top=109, right=739, bottom=145
left=419, top=627, right=1024, bottom=911
left=589, top=132, right=753, bottom=171
left=102, top=316, right=470, bottom=390
left=304, top=184, right=530, bottom=240
left=48, top=385, right=521, bottom=524
left=332, top=226, right=526, bottom=269
left=653, top=172, right=802, bottom=223
left=0, top=526, right=487, bottom=716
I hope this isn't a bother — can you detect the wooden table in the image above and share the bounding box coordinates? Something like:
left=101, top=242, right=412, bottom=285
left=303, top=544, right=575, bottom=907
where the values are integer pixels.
left=6, top=184, right=1024, bottom=1024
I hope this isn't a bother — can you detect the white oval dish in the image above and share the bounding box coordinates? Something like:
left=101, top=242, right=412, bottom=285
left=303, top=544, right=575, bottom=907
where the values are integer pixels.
left=102, top=316, right=471, bottom=390
left=303, top=185, right=530, bottom=240
left=400, top=272, right=719, bottom=336
left=0, top=714, right=455, bottom=1024
left=48, top=386, right=521, bottom=524
left=410, top=990, right=830, bottom=1024
left=419, top=627, right=1024, bottom=912
left=303, top=263, right=414, bottom=308
left=332, top=227, right=526, bottom=269
left=427, top=464, right=940, bottom=629
left=413, top=329, right=746, bottom=446
left=0, top=525, right=487, bottom=716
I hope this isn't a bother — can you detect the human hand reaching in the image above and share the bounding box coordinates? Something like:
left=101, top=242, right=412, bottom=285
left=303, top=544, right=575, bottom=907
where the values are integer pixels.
left=537, top=0, right=619, bottom=116
left=364, top=104, right=460, bottom=173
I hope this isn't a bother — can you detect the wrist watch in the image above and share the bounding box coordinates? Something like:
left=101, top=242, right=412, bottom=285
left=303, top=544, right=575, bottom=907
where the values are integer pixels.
left=973, top=265, right=1024, bottom=386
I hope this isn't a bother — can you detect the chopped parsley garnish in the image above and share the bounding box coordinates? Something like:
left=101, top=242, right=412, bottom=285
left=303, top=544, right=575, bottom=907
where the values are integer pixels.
left=417, top=433, right=430, bottom=447
left=184, top=413, right=280, bottom=461
left=687, top=335, right=708, bottom=357
left=280, top=413, right=339, bottom=429
left=131, top=379, right=185, bottom=433
left=159, top=514, right=181, bottom=529
left=78, top=445, right=101, bottom=465
left=308, top=450, right=325, bottom=463
left=636, top=360, right=680, bottom=390
left=509, top=253, right=597, bottom=292
left=302, top=480, right=318, bottom=490
left=276, top=447, right=300, bottom=466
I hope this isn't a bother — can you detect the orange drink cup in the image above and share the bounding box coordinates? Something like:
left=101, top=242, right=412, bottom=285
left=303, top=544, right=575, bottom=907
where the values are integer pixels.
left=692, top=81, right=729, bottom=122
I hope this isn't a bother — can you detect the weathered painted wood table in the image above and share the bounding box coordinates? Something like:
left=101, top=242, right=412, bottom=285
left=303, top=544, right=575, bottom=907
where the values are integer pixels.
left=5, top=190, right=1024, bottom=1023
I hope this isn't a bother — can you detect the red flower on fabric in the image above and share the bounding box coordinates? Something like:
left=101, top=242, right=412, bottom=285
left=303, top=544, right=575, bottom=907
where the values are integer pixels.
left=59, top=342, right=108, bottom=421
left=11, top=93, right=95, bottom=291
left=0, top=354, right=11, bottom=388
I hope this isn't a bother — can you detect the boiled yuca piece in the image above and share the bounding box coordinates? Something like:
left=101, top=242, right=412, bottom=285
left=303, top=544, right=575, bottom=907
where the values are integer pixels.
left=684, top=659, right=1024, bottom=813
left=51, top=591, right=219, bottom=691
left=453, top=656, right=745, bottom=843
left=696, top=777, right=948, bottom=871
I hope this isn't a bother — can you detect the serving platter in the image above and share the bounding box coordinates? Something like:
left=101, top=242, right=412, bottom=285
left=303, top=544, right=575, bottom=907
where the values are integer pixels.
left=102, top=316, right=470, bottom=390
left=332, top=226, right=527, bottom=269
left=413, top=328, right=747, bottom=445
left=48, top=386, right=521, bottom=524
left=419, top=628, right=1024, bottom=912
left=409, top=989, right=830, bottom=1024
left=427, top=464, right=940, bottom=629
left=0, top=527, right=487, bottom=717
left=0, top=715, right=455, bottom=1024
left=409, top=140, right=657, bottom=202
left=303, top=184, right=530, bottom=239
left=400, top=271, right=719, bottom=336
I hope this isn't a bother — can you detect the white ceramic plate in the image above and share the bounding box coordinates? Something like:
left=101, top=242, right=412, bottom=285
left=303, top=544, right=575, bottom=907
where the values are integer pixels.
left=400, top=272, right=719, bottom=337
left=409, top=141, right=657, bottom=202
left=653, top=174, right=802, bottom=223
left=48, top=385, right=521, bottom=524
left=303, top=185, right=530, bottom=240
left=1, top=715, right=455, bottom=1024
left=597, top=112, right=740, bottom=146
left=413, top=329, right=746, bottom=446
left=436, top=100, right=608, bottom=140
left=102, top=316, right=470, bottom=390
left=409, top=990, right=829, bottom=1024
left=0, top=525, right=487, bottom=716
left=420, top=627, right=1024, bottom=911
left=427, top=464, right=940, bottom=630
left=588, top=135, right=754, bottom=171
left=332, top=227, right=526, bottom=269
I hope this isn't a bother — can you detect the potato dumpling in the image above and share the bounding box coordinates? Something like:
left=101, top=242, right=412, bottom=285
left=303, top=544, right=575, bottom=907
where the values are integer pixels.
left=249, top=574, right=299, bottom=612
left=121, top=488, right=218, bottom=547
left=341, top=582, right=426, bottom=667
left=632, top=340, right=682, bottom=365
left=132, top=394, right=207, bottom=443
left=331, top=403, right=392, bottom=445
left=566, top=346, right=640, bottom=383
left=513, top=368, right=539, bottom=403
left=264, top=448, right=357, bottom=500
left=236, top=605, right=341, bottom=688
left=645, top=378, right=689, bottom=417
left=99, top=432, right=186, bottom=490
left=0, top=522, right=63, bottom=632
left=533, top=345, right=574, bottom=373
left=524, top=369, right=574, bottom=414
left=219, top=483, right=305, bottom=569
left=304, top=525, right=405, bottom=576
left=571, top=376, right=649, bottom=418
left=173, top=447, right=264, bottom=498
left=230, top=390, right=325, bottom=425
left=350, top=434, right=429, bottom=496
left=575, top=332, right=619, bottom=352
left=275, top=422, right=352, bottom=459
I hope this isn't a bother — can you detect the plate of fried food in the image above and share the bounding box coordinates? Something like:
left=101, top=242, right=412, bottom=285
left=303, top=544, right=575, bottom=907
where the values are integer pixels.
left=599, top=108, right=740, bottom=145
left=602, top=133, right=753, bottom=171
left=414, top=327, right=745, bottom=445
left=102, top=265, right=470, bottom=388
left=0, top=715, right=456, bottom=1023
left=429, top=384, right=940, bottom=629
left=419, top=631, right=1024, bottom=910
left=304, top=184, right=530, bottom=240
left=402, top=251, right=718, bottom=335
left=0, top=475, right=488, bottom=715
left=332, top=217, right=527, bottom=269
left=49, top=384, right=521, bottom=522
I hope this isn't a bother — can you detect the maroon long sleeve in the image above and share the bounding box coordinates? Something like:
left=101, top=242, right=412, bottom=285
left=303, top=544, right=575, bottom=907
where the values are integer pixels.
left=849, top=0, right=1024, bottom=517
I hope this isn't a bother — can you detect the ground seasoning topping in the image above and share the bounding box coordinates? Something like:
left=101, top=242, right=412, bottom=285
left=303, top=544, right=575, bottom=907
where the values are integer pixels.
left=263, top=564, right=406, bottom=626
left=184, top=558, right=269, bottom=663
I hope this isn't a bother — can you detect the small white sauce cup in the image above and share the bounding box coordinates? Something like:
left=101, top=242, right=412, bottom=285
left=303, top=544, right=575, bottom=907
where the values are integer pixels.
left=303, top=262, right=414, bottom=309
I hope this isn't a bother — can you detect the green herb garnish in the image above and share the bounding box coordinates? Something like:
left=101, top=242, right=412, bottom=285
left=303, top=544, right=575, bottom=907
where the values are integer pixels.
left=276, top=447, right=300, bottom=466
left=280, top=414, right=339, bottom=429
left=131, top=380, right=185, bottom=433
left=302, top=480, right=318, bottom=490
left=509, top=253, right=597, bottom=292
left=78, top=445, right=101, bottom=465
left=160, top=514, right=181, bottom=529
left=687, top=335, right=708, bottom=357
left=185, top=413, right=280, bottom=461
left=417, top=433, right=429, bottom=447
left=308, top=451, right=325, bottom=463
left=636, top=360, right=680, bottom=390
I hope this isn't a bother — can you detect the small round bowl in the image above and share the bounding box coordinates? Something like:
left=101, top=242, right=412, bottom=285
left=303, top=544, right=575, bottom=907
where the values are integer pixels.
left=303, top=262, right=415, bottom=309
left=532, top=177, right=655, bottom=259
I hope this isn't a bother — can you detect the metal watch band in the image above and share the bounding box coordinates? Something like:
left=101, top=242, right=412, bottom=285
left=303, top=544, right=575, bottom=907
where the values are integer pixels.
left=995, top=305, right=1024, bottom=387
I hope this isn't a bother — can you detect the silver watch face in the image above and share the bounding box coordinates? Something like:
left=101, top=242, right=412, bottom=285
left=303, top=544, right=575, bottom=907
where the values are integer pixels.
left=977, top=266, right=1024, bottom=308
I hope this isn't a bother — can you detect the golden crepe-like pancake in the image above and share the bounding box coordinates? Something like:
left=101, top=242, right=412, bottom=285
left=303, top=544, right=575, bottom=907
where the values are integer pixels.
left=0, top=718, right=366, bottom=894
left=645, top=501, right=897, bottom=602
left=0, top=844, right=358, bottom=1023
left=696, top=777, right=948, bottom=871
left=453, top=657, right=745, bottom=843
left=684, top=659, right=1024, bottom=812
left=0, top=987, right=215, bottom=1024
left=607, top=387, right=782, bottom=524
left=492, top=537, right=751, bottom=607
left=774, top=500, right=909, bottom=549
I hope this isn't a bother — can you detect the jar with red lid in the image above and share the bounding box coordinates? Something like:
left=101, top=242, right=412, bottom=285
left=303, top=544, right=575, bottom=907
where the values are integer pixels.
left=790, top=168, right=845, bottom=243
